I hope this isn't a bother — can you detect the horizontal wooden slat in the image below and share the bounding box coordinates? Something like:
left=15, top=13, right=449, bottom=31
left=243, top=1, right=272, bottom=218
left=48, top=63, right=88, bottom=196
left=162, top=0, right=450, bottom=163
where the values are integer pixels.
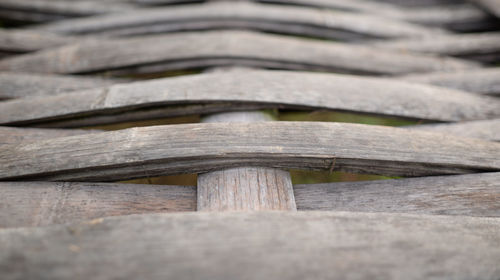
left=2, top=172, right=499, bottom=227
left=373, top=32, right=500, bottom=60
left=0, top=211, right=499, bottom=279
left=399, top=68, right=500, bottom=96
left=0, top=0, right=133, bottom=22
left=0, top=181, right=195, bottom=228
left=0, top=29, right=73, bottom=53
left=406, top=119, right=500, bottom=141
left=0, top=126, right=100, bottom=144
left=0, top=31, right=478, bottom=76
left=35, top=2, right=443, bottom=40
left=2, top=70, right=498, bottom=126
left=1, top=122, right=499, bottom=181
left=294, top=172, right=500, bottom=216
left=0, top=72, right=120, bottom=99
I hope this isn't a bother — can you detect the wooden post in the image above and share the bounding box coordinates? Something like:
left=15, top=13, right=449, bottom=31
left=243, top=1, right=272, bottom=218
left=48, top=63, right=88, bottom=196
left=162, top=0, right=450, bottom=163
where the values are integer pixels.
left=197, top=111, right=297, bottom=211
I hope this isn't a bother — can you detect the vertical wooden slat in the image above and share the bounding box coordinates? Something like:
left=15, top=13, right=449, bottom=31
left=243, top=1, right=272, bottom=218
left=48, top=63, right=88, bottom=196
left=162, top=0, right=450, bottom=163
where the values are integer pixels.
left=197, top=111, right=297, bottom=211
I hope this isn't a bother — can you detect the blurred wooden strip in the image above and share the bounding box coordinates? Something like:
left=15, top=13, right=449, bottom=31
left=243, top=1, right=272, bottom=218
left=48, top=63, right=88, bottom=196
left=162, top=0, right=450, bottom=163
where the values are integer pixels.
left=0, top=29, right=73, bottom=53
left=0, top=181, right=196, bottom=228
left=399, top=68, right=500, bottom=96
left=406, top=119, right=500, bottom=141
left=36, top=2, right=442, bottom=40
left=0, top=211, right=498, bottom=279
left=0, top=31, right=478, bottom=76
left=0, top=0, right=133, bottom=23
left=295, top=172, right=500, bottom=217
left=372, top=32, right=500, bottom=61
left=0, top=72, right=121, bottom=100
left=1, top=122, right=499, bottom=181
left=0, top=126, right=100, bottom=145
left=2, top=70, right=498, bottom=127
left=472, top=0, right=500, bottom=18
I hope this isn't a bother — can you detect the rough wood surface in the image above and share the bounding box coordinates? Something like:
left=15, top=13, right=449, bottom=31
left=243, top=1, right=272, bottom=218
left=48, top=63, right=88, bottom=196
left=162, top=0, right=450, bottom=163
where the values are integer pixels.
left=197, top=111, right=296, bottom=211
left=0, top=126, right=99, bottom=145
left=1, top=70, right=497, bottom=127
left=0, top=181, right=195, bottom=228
left=0, top=72, right=120, bottom=99
left=36, top=2, right=443, bottom=40
left=294, top=172, right=500, bottom=217
left=2, top=173, right=500, bottom=227
left=0, top=211, right=499, bottom=280
left=0, top=31, right=478, bottom=76
left=0, top=29, right=74, bottom=54
left=406, top=119, right=500, bottom=141
left=399, top=68, right=500, bottom=96
left=1, top=122, right=499, bottom=181
left=372, top=32, right=500, bottom=60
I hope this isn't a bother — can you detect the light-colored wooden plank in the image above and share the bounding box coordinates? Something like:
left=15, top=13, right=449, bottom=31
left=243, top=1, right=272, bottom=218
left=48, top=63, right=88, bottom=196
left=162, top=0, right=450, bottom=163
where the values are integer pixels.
left=0, top=72, right=120, bottom=99
left=0, top=126, right=99, bottom=145
left=36, top=2, right=443, bottom=40
left=399, top=68, right=500, bottom=96
left=294, top=172, right=500, bottom=217
left=372, top=32, right=500, bottom=61
left=0, top=31, right=478, bottom=76
left=0, top=29, right=73, bottom=53
left=1, top=70, right=497, bottom=127
left=0, top=181, right=195, bottom=228
left=406, top=119, right=500, bottom=141
left=1, top=122, right=499, bottom=181
left=0, top=211, right=499, bottom=279
left=197, top=111, right=296, bottom=211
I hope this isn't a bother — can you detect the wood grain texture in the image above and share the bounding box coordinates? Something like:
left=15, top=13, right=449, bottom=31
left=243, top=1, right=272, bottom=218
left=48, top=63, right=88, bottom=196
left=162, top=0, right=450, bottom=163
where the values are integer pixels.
left=294, top=172, right=500, bottom=217
left=1, top=122, right=499, bottom=181
left=2, top=173, right=500, bottom=227
left=1, top=70, right=498, bottom=127
left=197, top=111, right=296, bottom=211
left=406, top=119, right=500, bottom=141
left=399, top=68, right=500, bottom=96
left=0, top=211, right=499, bottom=280
left=372, top=32, right=500, bottom=59
left=0, top=31, right=478, bottom=76
left=36, top=2, right=443, bottom=40
left=0, top=126, right=99, bottom=145
left=0, top=72, right=120, bottom=99
left=0, top=181, right=195, bottom=228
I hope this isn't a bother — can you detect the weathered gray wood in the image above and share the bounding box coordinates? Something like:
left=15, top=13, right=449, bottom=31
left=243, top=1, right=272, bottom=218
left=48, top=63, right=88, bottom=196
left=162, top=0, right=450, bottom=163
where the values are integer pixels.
left=0, top=0, right=133, bottom=22
left=1, top=70, right=498, bottom=127
left=406, top=119, right=500, bottom=141
left=0, top=181, right=195, bottom=228
left=0, top=126, right=99, bottom=145
left=294, top=172, right=500, bottom=217
left=3, top=172, right=500, bottom=227
left=198, top=111, right=296, bottom=211
left=0, top=72, right=120, bottom=100
left=0, top=29, right=73, bottom=53
left=399, top=68, right=500, bottom=96
left=1, top=122, right=499, bottom=181
left=0, top=211, right=499, bottom=280
left=0, top=31, right=478, bottom=76
left=372, top=32, right=500, bottom=61
left=36, top=2, right=443, bottom=40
